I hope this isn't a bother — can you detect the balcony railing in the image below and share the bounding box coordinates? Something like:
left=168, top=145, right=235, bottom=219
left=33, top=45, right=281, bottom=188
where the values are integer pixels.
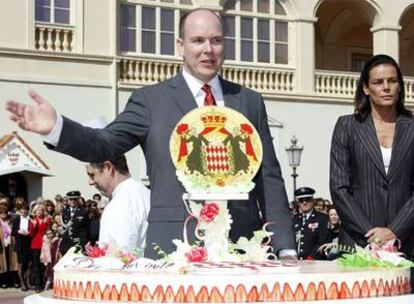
left=119, top=57, right=295, bottom=93
left=404, top=77, right=414, bottom=101
left=118, top=57, right=414, bottom=102
left=35, top=23, right=75, bottom=52
left=315, top=70, right=359, bottom=98
left=315, top=70, right=414, bottom=102
left=119, top=58, right=182, bottom=84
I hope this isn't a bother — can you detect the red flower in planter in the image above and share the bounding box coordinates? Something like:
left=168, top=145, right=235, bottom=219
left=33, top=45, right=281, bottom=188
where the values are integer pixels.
left=85, top=244, right=107, bottom=258
left=199, top=202, right=220, bottom=223
left=185, top=247, right=208, bottom=263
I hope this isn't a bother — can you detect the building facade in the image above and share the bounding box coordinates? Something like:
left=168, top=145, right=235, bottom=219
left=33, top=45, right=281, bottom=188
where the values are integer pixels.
left=1, top=0, right=414, bottom=202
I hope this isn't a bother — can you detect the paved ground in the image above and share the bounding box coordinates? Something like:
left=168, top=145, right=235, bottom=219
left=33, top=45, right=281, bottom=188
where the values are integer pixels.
left=0, top=288, right=36, bottom=304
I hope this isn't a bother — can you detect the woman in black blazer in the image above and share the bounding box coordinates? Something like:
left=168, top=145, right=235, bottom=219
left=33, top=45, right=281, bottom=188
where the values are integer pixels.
left=12, top=203, right=32, bottom=291
left=330, top=54, right=414, bottom=258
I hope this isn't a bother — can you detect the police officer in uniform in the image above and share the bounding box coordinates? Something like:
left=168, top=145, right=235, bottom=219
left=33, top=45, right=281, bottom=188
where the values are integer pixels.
left=293, top=187, right=330, bottom=260
left=59, top=191, right=89, bottom=255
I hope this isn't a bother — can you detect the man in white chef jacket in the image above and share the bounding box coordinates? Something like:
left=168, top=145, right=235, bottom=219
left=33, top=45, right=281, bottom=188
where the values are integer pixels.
left=86, top=154, right=150, bottom=254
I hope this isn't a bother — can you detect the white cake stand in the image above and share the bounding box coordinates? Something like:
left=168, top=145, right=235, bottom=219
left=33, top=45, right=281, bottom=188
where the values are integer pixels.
left=24, top=290, right=414, bottom=304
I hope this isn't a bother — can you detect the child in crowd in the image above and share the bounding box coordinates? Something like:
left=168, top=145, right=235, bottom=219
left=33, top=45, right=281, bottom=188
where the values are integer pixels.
left=51, top=221, right=63, bottom=237
left=40, top=229, right=59, bottom=289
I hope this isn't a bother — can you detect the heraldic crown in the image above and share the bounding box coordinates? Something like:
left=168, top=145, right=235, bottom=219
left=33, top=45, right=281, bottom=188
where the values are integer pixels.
left=170, top=106, right=263, bottom=194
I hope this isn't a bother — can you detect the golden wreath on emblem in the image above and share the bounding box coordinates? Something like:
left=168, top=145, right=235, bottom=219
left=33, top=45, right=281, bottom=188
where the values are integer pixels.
left=170, top=107, right=263, bottom=194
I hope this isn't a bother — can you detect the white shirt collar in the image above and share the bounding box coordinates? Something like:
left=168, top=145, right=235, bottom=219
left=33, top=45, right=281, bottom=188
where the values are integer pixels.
left=181, top=69, right=222, bottom=100
left=111, top=177, right=133, bottom=199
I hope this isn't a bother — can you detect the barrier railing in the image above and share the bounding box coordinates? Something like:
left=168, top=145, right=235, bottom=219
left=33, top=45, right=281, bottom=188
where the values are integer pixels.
left=35, top=23, right=75, bottom=52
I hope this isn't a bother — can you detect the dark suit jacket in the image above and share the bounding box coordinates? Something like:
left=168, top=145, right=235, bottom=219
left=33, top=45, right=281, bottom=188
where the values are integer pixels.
left=293, top=210, right=329, bottom=259
left=11, top=215, right=32, bottom=258
left=330, top=114, right=414, bottom=256
left=50, top=73, right=295, bottom=258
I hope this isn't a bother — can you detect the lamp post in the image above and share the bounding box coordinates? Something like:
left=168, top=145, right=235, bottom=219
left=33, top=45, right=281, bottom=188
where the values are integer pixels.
left=285, top=136, right=303, bottom=200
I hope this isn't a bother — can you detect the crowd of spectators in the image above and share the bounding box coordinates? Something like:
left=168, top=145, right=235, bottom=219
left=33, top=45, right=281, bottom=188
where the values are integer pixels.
left=0, top=192, right=107, bottom=293
left=0, top=188, right=343, bottom=292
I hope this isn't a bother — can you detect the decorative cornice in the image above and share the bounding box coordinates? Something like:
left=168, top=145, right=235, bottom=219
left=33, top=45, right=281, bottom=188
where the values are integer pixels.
left=291, top=16, right=318, bottom=23
left=0, top=47, right=113, bottom=63
left=370, top=25, right=402, bottom=33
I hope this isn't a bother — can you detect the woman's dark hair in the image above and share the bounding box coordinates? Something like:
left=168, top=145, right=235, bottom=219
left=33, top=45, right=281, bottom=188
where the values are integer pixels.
left=354, top=54, right=411, bottom=121
left=0, top=204, right=9, bottom=215
left=327, top=206, right=340, bottom=230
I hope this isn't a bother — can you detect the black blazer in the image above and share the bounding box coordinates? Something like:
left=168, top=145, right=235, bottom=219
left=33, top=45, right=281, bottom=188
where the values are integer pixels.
left=49, top=73, right=295, bottom=258
left=11, top=215, right=32, bottom=255
left=330, top=114, right=414, bottom=256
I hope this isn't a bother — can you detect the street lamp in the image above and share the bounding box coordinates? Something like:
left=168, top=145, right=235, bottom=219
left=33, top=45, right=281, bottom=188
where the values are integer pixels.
left=285, top=136, right=303, bottom=200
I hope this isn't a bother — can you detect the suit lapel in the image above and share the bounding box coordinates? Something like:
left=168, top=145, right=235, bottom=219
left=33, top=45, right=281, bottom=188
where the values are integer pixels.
left=169, top=74, right=242, bottom=114
left=220, top=77, right=241, bottom=112
left=355, top=115, right=386, bottom=178
left=387, top=115, right=414, bottom=179
left=169, top=73, right=197, bottom=115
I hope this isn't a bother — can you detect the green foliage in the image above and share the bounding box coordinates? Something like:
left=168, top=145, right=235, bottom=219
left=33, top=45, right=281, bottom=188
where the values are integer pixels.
left=153, top=243, right=169, bottom=260
left=336, top=247, right=414, bottom=269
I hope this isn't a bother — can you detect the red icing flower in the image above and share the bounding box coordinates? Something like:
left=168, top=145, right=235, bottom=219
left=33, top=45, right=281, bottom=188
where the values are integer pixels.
left=85, top=244, right=106, bottom=258
left=185, top=247, right=208, bottom=263
left=199, top=202, right=219, bottom=223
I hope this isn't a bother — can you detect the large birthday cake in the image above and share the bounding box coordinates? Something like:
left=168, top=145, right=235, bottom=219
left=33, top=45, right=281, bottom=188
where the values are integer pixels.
left=53, top=256, right=411, bottom=302
left=53, top=107, right=412, bottom=302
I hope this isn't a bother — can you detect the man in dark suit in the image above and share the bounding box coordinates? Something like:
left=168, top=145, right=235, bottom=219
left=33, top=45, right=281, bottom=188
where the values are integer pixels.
left=292, top=187, right=330, bottom=260
left=6, top=9, right=296, bottom=260
left=60, top=191, right=89, bottom=255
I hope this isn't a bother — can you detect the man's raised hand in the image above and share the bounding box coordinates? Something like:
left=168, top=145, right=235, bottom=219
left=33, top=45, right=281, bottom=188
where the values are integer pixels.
left=6, top=90, right=57, bottom=135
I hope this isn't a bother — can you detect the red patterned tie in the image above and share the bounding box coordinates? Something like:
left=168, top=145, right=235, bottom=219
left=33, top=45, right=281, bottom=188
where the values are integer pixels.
left=202, top=84, right=216, bottom=106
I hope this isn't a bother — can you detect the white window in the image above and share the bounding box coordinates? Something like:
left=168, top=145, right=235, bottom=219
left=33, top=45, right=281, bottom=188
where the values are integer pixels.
left=120, top=0, right=192, bottom=56
left=35, top=0, right=70, bottom=24
left=223, top=0, right=288, bottom=64
left=120, top=4, right=137, bottom=52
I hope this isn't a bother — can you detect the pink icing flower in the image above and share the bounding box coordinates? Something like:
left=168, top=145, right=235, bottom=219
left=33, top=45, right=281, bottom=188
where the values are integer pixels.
left=185, top=247, right=208, bottom=263
left=199, top=203, right=219, bottom=223
left=381, top=239, right=398, bottom=252
left=119, top=251, right=137, bottom=264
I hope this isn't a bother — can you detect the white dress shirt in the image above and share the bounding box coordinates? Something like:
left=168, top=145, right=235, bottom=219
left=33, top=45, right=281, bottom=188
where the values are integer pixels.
left=380, top=146, right=392, bottom=174
left=181, top=69, right=224, bottom=107
left=19, top=215, right=29, bottom=233
left=98, top=178, right=150, bottom=254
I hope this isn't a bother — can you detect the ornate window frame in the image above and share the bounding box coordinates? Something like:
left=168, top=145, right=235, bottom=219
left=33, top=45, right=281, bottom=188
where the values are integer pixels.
left=119, top=0, right=193, bottom=57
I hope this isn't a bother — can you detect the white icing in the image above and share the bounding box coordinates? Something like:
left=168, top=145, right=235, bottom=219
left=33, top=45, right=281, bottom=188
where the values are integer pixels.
left=54, top=260, right=411, bottom=295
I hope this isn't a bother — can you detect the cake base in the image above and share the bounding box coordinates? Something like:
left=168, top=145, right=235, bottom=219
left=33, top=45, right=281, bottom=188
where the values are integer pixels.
left=53, top=261, right=411, bottom=302
left=25, top=290, right=414, bottom=304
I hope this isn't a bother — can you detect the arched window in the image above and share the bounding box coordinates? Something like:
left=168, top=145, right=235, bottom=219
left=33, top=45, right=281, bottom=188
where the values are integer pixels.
left=223, top=0, right=288, bottom=64
left=120, top=0, right=192, bottom=55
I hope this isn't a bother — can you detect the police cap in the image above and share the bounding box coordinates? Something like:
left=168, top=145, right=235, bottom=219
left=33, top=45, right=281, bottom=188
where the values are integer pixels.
left=295, top=187, right=315, bottom=200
